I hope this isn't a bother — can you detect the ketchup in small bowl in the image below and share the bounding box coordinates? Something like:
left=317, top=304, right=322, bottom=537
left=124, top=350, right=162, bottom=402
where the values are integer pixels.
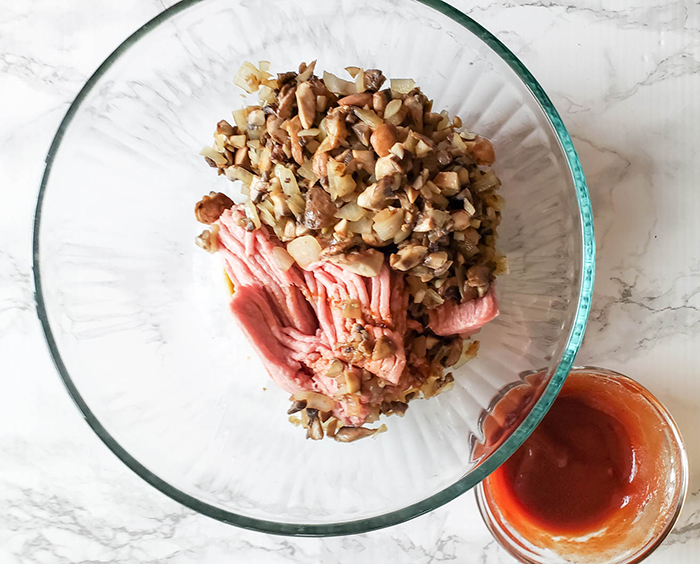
left=476, top=367, right=687, bottom=564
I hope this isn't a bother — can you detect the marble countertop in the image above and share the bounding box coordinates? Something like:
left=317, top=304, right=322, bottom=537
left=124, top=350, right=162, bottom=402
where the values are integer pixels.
left=1, top=0, right=699, bottom=562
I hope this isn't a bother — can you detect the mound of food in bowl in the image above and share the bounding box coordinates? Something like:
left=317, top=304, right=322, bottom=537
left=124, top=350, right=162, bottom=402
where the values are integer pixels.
left=195, top=61, right=507, bottom=441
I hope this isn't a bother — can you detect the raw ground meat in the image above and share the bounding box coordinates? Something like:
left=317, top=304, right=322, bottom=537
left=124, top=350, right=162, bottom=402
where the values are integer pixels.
left=217, top=207, right=499, bottom=427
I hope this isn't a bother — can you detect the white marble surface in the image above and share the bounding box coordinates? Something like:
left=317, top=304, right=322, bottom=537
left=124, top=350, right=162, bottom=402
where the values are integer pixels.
left=1, top=0, right=699, bottom=562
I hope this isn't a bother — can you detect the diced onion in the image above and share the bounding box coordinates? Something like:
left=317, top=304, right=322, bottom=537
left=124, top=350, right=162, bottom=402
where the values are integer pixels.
left=374, top=155, right=399, bottom=179
left=225, top=165, right=255, bottom=186
left=470, top=170, right=501, bottom=193
left=452, top=132, right=467, bottom=152
left=287, top=193, right=306, bottom=219
left=355, top=68, right=365, bottom=93
left=292, top=391, right=336, bottom=412
left=232, top=108, right=248, bottom=131
left=296, top=60, right=317, bottom=83
left=402, top=133, right=417, bottom=154
left=433, top=171, right=460, bottom=194
left=199, top=146, right=226, bottom=166
left=262, top=78, right=279, bottom=90
left=345, top=66, right=361, bottom=78
left=327, top=159, right=356, bottom=200
left=213, top=133, right=227, bottom=152
left=393, top=227, right=411, bottom=245
left=270, top=192, right=290, bottom=219
left=334, top=218, right=349, bottom=235
left=335, top=203, right=366, bottom=222
left=272, top=247, right=295, bottom=271
left=383, top=99, right=403, bottom=119
left=356, top=185, right=375, bottom=209
left=348, top=216, right=373, bottom=235
left=298, top=128, right=320, bottom=137
left=234, top=61, right=262, bottom=93
left=287, top=235, right=322, bottom=269
left=454, top=341, right=480, bottom=369
left=259, top=206, right=276, bottom=227
left=297, top=159, right=319, bottom=184
left=258, top=85, right=276, bottom=105
left=323, top=71, right=355, bottom=96
left=463, top=198, right=476, bottom=216
left=415, top=139, right=433, bottom=158
left=257, top=198, right=274, bottom=214
left=244, top=200, right=261, bottom=229
left=274, top=164, right=301, bottom=197
left=373, top=207, right=404, bottom=241
left=228, top=135, right=247, bottom=149
left=390, top=78, right=416, bottom=95
left=353, top=108, right=383, bottom=130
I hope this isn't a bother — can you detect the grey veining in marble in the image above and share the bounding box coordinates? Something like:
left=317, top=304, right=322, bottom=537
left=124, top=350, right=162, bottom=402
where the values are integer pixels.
left=1, top=0, right=699, bottom=562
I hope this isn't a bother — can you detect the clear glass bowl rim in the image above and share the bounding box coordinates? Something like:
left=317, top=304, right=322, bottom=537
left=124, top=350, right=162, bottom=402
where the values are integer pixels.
left=32, top=0, right=596, bottom=537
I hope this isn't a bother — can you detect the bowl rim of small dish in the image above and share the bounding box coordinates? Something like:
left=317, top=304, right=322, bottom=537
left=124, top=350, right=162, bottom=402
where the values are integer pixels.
left=32, top=0, right=595, bottom=536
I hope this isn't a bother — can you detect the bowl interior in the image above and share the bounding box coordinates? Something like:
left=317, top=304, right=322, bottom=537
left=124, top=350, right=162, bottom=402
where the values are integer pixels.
left=35, top=0, right=593, bottom=535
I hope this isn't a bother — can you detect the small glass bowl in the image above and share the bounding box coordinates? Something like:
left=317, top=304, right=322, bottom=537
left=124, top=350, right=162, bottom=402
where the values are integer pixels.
left=475, top=367, right=688, bottom=564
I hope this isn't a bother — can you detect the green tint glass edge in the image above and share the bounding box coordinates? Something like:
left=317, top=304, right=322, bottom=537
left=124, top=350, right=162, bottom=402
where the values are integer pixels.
left=32, top=0, right=595, bottom=536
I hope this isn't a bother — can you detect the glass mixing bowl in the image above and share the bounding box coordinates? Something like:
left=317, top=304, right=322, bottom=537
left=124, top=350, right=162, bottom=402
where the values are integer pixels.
left=33, top=0, right=594, bottom=535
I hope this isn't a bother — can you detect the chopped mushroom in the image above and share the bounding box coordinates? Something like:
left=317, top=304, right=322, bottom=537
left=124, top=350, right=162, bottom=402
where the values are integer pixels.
left=306, top=408, right=324, bottom=440
left=334, top=426, right=379, bottom=443
left=381, top=401, right=408, bottom=416
left=466, top=264, right=491, bottom=286
left=266, top=115, right=289, bottom=144
left=196, top=62, right=506, bottom=441
left=215, top=120, right=235, bottom=136
left=374, top=155, right=402, bottom=179
left=277, top=82, right=297, bottom=119
left=325, top=108, right=348, bottom=149
left=370, top=123, right=399, bottom=157
left=195, top=228, right=218, bottom=253
left=195, top=192, right=234, bottom=224
left=390, top=245, right=428, bottom=271
left=372, top=90, right=390, bottom=115
left=295, top=81, right=316, bottom=129
left=363, top=69, right=386, bottom=92
left=403, top=94, right=425, bottom=131
left=312, top=150, right=329, bottom=178
left=277, top=71, right=297, bottom=85
left=337, top=92, right=373, bottom=107
left=466, top=264, right=492, bottom=296
left=351, top=149, right=376, bottom=173
left=287, top=399, right=307, bottom=414
left=357, top=176, right=397, bottom=210
left=307, top=75, right=335, bottom=103
left=285, top=115, right=304, bottom=165
left=234, top=147, right=251, bottom=170
left=328, top=248, right=384, bottom=277
left=351, top=122, right=371, bottom=146
left=372, top=336, right=397, bottom=360
left=304, top=185, right=337, bottom=229
left=464, top=135, right=495, bottom=165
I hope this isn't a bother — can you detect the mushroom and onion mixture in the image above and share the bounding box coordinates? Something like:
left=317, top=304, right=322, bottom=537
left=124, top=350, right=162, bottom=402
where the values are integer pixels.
left=195, top=62, right=506, bottom=441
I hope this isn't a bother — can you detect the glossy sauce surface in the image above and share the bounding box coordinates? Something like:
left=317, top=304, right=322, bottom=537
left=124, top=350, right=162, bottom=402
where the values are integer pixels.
left=486, top=373, right=657, bottom=538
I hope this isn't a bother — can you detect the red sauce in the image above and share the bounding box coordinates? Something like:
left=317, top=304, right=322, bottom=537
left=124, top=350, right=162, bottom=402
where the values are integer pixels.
left=485, top=372, right=661, bottom=542
left=494, top=396, right=633, bottom=533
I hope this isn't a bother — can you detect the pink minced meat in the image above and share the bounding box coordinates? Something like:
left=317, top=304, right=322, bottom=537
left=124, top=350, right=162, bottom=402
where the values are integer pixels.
left=428, top=287, right=499, bottom=337
left=216, top=207, right=498, bottom=425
